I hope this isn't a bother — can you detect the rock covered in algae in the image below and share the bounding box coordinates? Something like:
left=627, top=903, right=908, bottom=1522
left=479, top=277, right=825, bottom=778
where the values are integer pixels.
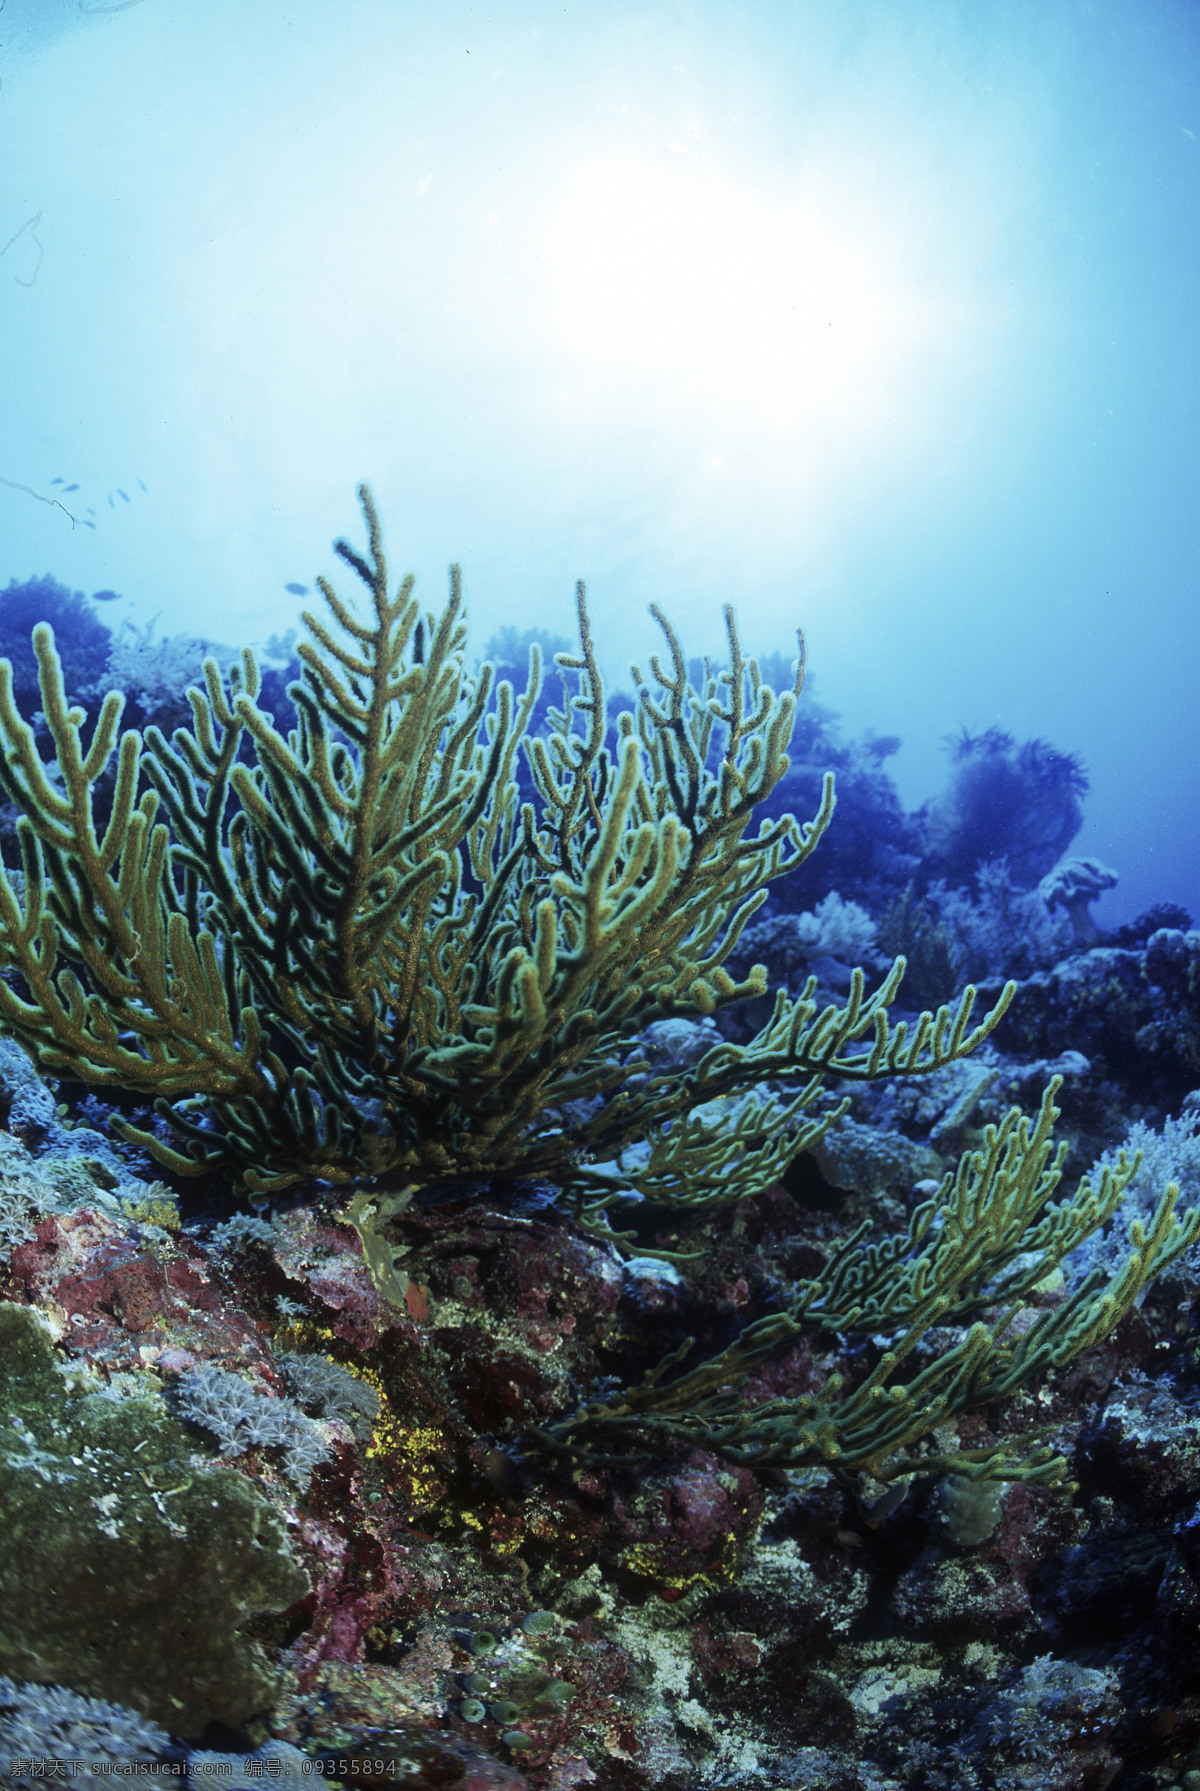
left=0, top=1302, right=309, bottom=1735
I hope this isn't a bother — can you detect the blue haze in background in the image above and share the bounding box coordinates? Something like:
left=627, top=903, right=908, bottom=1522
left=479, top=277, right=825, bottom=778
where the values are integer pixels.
left=0, top=0, right=1197, bottom=927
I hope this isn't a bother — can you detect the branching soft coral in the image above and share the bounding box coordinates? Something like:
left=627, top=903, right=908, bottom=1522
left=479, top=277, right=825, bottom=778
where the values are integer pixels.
left=1, top=488, right=1191, bottom=1487
left=0, top=486, right=1011, bottom=1251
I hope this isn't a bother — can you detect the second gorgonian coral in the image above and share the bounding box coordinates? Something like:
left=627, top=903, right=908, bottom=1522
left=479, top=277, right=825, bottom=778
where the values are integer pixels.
left=0, top=485, right=1195, bottom=1483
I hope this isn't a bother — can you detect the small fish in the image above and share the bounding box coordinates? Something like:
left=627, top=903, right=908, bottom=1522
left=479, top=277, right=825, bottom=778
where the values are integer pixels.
left=482, top=1447, right=522, bottom=1502
left=87, top=507, right=95, bottom=516
left=63, top=483, right=80, bottom=492
left=91, top=589, right=122, bottom=602
left=118, top=489, right=130, bottom=502
left=82, top=520, right=96, bottom=530
left=108, top=495, right=114, bottom=508
left=50, top=476, right=64, bottom=485
left=285, top=582, right=308, bottom=596
left=138, top=478, right=147, bottom=491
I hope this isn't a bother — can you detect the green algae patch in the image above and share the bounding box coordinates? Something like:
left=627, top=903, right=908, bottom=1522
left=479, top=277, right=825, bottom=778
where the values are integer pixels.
left=0, top=1304, right=309, bottom=1736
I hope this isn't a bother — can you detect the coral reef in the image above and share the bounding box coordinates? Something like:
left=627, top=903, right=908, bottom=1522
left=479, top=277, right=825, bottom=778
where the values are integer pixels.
left=1040, top=855, right=1120, bottom=948
left=0, top=577, right=112, bottom=736
left=172, top=1362, right=334, bottom=1485
left=0, top=1678, right=171, bottom=1783
left=917, top=726, right=1089, bottom=892
left=982, top=926, right=1200, bottom=1092
left=2, top=494, right=1200, bottom=1787
left=0, top=921, right=1199, bottom=1782
left=752, top=692, right=920, bottom=917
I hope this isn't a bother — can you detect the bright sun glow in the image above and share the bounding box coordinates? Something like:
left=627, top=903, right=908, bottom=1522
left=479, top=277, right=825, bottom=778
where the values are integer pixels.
left=546, top=156, right=947, bottom=436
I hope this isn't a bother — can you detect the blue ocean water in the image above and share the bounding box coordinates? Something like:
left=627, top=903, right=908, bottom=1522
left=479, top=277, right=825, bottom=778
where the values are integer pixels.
left=1, top=0, right=1197, bottom=926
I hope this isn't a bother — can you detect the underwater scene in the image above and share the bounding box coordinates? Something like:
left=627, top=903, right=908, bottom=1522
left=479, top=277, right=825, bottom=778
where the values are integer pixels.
left=3, top=3, right=1200, bottom=1788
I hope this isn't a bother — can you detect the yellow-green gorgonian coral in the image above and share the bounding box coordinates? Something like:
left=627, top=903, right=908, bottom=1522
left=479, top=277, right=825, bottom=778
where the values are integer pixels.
left=0, top=485, right=1007, bottom=1242
left=534, top=1076, right=1199, bottom=1484
left=2, top=486, right=1193, bottom=1486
